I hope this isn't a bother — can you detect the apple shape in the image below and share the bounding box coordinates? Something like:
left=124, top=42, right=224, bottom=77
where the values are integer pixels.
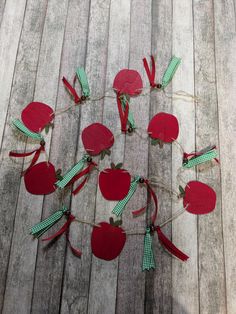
left=24, top=161, right=57, bottom=195
left=81, top=123, right=114, bottom=157
left=148, top=112, right=179, bottom=145
left=99, top=163, right=131, bottom=200
left=91, top=219, right=126, bottom=261
left=183, top=181, right=216, bottom=215
left=113, top=69, right=143, bottom=96
left=21, top=102, right=54, bottom=133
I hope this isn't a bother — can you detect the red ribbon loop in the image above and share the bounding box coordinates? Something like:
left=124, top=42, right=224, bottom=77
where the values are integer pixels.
left=132, top=179, right=158, bottom=225
left=9, top=143, right=45, bottom=176
left=42, top=213, right=82, bottom=257
left=65, top=161, right=97, bottom=195
left=156, top=226, right=189, bottom=261
left=116, top=94, right=129, bottom=133
left=143, top=56, right=157, bottom=88
left=62, top=77, right=80, bottom=104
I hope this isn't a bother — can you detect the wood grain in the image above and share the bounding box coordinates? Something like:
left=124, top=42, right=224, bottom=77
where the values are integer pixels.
left=172, top=0, right=199, bottom=313
left=193, top=1, right=227, bottom=313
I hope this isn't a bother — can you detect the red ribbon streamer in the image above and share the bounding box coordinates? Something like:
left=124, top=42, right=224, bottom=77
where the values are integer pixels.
left=156, top=226, right=189, bottom=261
left=143, top=56, right=157, bottom=88
left=132, top=180, right=158, bottom=225
left=9, top=143, right=45, bottom=176
left=116, top=94, right=129, bottom=133
left=62, top=77, right=80, bottom=104
left=42, top=213, right=82, bottom=257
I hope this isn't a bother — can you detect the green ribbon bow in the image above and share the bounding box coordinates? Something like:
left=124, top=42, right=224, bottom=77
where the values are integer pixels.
left=12, top=119, right=44, bottom=141
left=112, top=176, right=140, bottom=217
left=162, top=56, right=181, bottom=88
left=142, top=227, right=156, bottom=271
left=120, top=95, right=136, bottom=129
left=183, top=149, right=218, bottom=169
left=55, top=155, right=89, bottom=189
left=30, top=205, right=67, bottom=238
left=76, top=67, right=90, bottom=98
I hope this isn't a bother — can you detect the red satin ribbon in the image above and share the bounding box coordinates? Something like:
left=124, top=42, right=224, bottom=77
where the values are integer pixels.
left=116, top=94, right=129, bottom=133
left=42, top=213, right=82, bottom=257
left=62, top=77, right=80, bottom=104
left=143, top=56, right=157, bottom=88
left=132, top=179, right=158, bottom=225
left=155, top=226, right=189, bottom=261
left=65, top=161, right=97, bottom=195
left=9, top=143, right=45, bottom=176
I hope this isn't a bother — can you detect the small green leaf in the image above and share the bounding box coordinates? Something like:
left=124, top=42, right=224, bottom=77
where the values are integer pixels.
left=45, top=125, right=50, bottom=134
left=179, top=185, right=185, bottom=194
left=101, top=150, right=106, bottom=160
left=113, top=219, right=122, bottom=227
left=151, top=138, right=159, bottom=146
left=110, top=162, right=116, bottom=169
left=115, top=163, right=123, bottom=169
left=105, top=149, right=111, bottom=156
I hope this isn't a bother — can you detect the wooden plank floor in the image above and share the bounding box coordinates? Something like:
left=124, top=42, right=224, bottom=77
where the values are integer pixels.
left=0, top=0, right=235, bottom=313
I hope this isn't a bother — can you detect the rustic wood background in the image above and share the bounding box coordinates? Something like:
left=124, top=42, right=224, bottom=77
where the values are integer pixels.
left=0, top=0, right=235, bottom=313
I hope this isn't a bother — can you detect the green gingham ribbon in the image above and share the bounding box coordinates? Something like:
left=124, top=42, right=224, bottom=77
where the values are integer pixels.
left=56, top=155, right=89, bottom=189
left=142, top=227, right=155, bottom=271
left=162, top=56, right=181, bottom=88
left=76, top=67, right=90, bottom=97
left=183, top=149, right=218, bottom=169
left=120, top=95, right=136, bottom=129
left=112, top=176, right=140, bottom=217
left=30, top=205, right=67, bottom=238
left=12, top=119, right=44, bottom=141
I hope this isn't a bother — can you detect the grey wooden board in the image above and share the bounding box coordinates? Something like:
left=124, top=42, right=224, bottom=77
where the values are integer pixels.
left=0, top=0, right=235, bottom=313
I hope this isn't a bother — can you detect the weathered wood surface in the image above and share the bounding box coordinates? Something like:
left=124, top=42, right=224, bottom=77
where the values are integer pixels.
left=0, top=0, right=235, bottom=313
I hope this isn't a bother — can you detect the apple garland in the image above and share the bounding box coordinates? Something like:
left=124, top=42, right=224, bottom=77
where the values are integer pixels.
left=8, top=55, right=220, bottom=271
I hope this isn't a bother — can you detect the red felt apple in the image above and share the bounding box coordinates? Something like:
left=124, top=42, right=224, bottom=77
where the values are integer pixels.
left=24, top=161, right=57, bottom=195
left=81, top=123, right=114, bottom=157
left=99, top=163, right=131, bottom=200
left=91, top=218, right=126, bottom=261
left=113, top=69, right=143, bottom=96
left=21, top=102, right=54, bottom=133
left=148, top=112, right=179, bottom=145
left=183, top=181, right=216, bottom=215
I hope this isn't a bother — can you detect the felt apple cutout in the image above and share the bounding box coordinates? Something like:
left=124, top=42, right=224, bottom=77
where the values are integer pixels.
left=99, top=163, right=131, bottom=200
left=113, top=69, right=143, bottom=96
left=21, top=102, right=54, bottom=133
left=91, top=218, right=126, bottom=261
left=81, top=123, right=114, bottom=158
left=181, top=181, right=216, bottom=215
left=148, top=112, right=179, bottom=147
left=24, top=161, right=58, bottom=195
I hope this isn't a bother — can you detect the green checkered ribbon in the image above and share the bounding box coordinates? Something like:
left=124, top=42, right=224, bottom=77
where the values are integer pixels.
left=30, top=205, right=67, bottom=238
left=183, top=149, right=218, bottom=169
left=142, top=227, right=155, bottom=271
left=112, top=176, right=140, bottom=217
left=162, top=56, right=181, bottom=88
left=76, top=67, right=90, bottom=97
left=120, top=95, right=136, bottom=129
left=12, top=119, right=44, bottom=141
left=56, top=155, right=89, bottom=189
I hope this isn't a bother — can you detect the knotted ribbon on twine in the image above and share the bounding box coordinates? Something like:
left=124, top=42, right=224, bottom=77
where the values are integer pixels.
left=120, top=94, right=135, bottom=130
left=30, top=205, right=68, bottom=238
left=143, top=56, right=181, bottom=89
left=55, top=155, right=97, bottom=195
left=142, top=227, right=156, bottom=271
left=9, top=141, right=45, bottom=176
left=116, top=92, right=130, bottom=133
left=42, top=212, right=82, bottom=257
left=12, top=119, right=44, bottom=141
left=112, top=176, right=141, bottom=216
left=74, top=67, right=90, bottom=98
left=183, top=145, right=219, bottom=169
left=62, top=77, right=80, bottom=104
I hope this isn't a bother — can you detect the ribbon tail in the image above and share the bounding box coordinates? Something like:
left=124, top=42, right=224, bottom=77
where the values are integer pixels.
left=156, top=226, right=189, bottom=261
left=143, top=56, right=156, bottom=87
left=142, top=228, right=155, bottom=271
left=66, top=233, right=82, bottom=257
left=162, top=56, right=181, bottom=88
left=116, top=94, right=129, bottom=133
left=76, top=67, right=90, bottom=98
left=21, top=145, right=45, bottom=176
left=144, top=181, right=158, bottom=225
left=62, top=77, right=80, bottom=104
left=30, top=206, right=67, bottom=238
